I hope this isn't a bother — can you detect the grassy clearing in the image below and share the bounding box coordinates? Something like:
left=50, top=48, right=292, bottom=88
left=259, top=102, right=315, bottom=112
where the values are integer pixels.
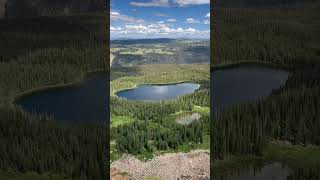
left=264, top=141, right=320, bottom=168
left=212, top=141, right=320, bottom=176
left=111, top=115, right=136, bottom=128
left=212, top=155, right=263, bottom=176
left=192, top=106, right=210, bottom=115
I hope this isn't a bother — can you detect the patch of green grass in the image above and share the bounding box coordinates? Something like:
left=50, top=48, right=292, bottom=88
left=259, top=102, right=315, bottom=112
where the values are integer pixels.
left=192, top=105, right=210, bottom=115
left=264, top=141, right=320, bottom=168
left=110, top=140, right=121, bottom=162
left=212, top=141, right=320, bottom=176
left=144, top=176, right=159, bottom=180
left=111, top=115, right=136, bottom=128
left=136, top=150, right=154, bottom=161
left=212, top=155, right=264, bottom=176
left=0, top=172, right=71, bottom=180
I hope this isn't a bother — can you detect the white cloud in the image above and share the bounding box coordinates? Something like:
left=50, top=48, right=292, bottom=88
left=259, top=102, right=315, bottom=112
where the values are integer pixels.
left=157, top=21, right=165, bottom=24
left=110, top=23, right=209, bottom=38
left=175, top=0, right=210, bottom=6
left=166, top=18, right=177, bottom=22
left=130, top=0, right=209, bottom=7
left=154, top=12, right=167, bottom=17
left=185, top=18, right=200, bottom=23
left=110, top=10, right=144, bottom=23
left=205, top=12, right=210, bottom=18
left=110, top=26, right=122, bottom=31
left=110, top=11, right=120, bottom=16
left=130, top=0, right=170, bottom=7
left=203, top=20, right=210, bottom=24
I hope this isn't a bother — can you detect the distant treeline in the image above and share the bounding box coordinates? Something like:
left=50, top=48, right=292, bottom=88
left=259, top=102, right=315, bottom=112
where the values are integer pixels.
left=0, top=15, right=105, bottom=61
left=1, top=0, right=104, bottom=18
left=211, top=2, right=320, bottom=68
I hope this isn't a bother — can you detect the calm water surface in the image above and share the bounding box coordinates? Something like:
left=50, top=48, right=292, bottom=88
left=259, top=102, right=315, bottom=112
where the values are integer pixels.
left=116, top=82, right=200, bottom=101
left=16, top=72, right=108, bottom=123
left=212, top=65, right=288, bottom=113
left=16, top=65, right=288, bottom=122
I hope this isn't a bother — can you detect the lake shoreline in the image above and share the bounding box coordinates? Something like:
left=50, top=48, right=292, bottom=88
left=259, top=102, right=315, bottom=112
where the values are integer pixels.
left=12, top=69, right=107, bottom=104
left=211, top=60, right=288, bottom=71
left=111, top=80, right=201, bottom=97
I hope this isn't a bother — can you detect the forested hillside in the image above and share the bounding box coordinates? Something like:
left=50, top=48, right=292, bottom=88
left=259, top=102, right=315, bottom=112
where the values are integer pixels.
left=1, top=0, right=104, bottom=17
left=212, top=1, right=320, bottom=67
left=0, top=5, right=108, bottom=180
left=211, top=0, right=320, bottom=177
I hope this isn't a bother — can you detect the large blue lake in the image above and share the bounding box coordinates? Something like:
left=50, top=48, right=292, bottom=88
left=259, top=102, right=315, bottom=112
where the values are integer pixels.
left=15, top=72, right=108, bottom=123
left=212, top=65, right=288, bottom=113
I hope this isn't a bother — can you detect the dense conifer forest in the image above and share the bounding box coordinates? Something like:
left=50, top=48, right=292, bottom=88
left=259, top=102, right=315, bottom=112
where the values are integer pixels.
left=211, top=0, right=320, bottom=177
left=0, top=3, right=108, bottom=179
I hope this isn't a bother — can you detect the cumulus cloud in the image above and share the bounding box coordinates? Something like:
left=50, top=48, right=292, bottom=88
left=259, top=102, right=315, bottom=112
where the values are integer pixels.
left=130, top=0, right=209, bottom=7
left=185, top=18, right=200, bottom=23
left=175, top=0, right=210, bottom=6
left=166, top=18, right=176, bottom=22
left=110, top=23, right=209, bottom=38
left=130, top=0, right=170, bottom=7
left=154, top=12, right=167, bottom=17
left=110, top=10, right=144, bottom=23
left=203, top=20, right=210, bottom=24
left=205, top=12, right=210, bottom=18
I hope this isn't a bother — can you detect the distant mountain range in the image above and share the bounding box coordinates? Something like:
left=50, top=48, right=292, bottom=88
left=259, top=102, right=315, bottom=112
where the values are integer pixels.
left=110, top=38, right=209, bottom=45
left=110, top=38, right=177, bottom=45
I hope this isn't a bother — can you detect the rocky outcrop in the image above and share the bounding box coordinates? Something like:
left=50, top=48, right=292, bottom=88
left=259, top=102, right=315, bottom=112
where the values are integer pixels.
left=110, top=168, right=130, bottom=180
left=111, top=150, right=210, bottom=180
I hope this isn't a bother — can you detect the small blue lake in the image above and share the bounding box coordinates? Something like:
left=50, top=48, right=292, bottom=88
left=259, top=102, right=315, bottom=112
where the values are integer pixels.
left=116, top=82, right=200, bottom=101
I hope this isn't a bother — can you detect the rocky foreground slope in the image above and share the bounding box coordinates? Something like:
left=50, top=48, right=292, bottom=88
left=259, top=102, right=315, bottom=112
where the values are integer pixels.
left=111, top=150, right=210, bottom=180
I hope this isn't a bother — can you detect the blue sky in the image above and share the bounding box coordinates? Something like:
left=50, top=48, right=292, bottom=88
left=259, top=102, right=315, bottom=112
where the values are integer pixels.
left=110, top=0, right=210, bottom=39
